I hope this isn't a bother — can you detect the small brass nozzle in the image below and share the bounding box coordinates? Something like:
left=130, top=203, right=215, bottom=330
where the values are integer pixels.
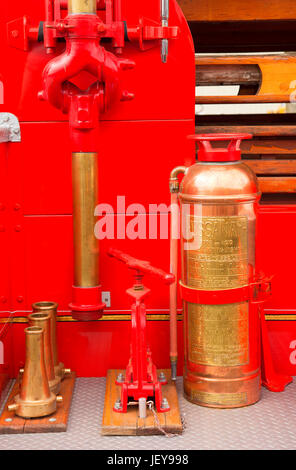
left=9, top=327, right=58, bottom=418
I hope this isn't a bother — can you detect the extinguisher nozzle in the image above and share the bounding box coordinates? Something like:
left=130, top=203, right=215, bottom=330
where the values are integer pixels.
left=171, top=361, right=177, bottom=381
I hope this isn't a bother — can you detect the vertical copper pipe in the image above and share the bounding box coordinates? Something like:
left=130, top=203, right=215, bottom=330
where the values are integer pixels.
left=8, top=327, right=60, bottom=418
left=28, top=313, right=61, bottom=394
left=32, top=302, right=71, bottom=379
left=68, top=0, right=97, bottom=14
left=169, top=167, right=186, bottom=380
left=72, top=152, right=99, bottom=287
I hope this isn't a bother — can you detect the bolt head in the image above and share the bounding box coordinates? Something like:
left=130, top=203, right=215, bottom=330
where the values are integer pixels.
left=161, top=398, right=169, bottom=409
left=114, top=399, right=122, bottom=410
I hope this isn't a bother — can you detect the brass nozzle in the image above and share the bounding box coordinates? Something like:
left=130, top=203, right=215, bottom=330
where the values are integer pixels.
left=9, top=327, right=58, bottom=418
left=28, top=313, right=61, bottom=394
left=32, top=301, right=70, bottom=380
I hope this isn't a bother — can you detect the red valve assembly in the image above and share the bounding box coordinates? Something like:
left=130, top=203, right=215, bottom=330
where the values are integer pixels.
left=108, top=248, right=175, bottom=414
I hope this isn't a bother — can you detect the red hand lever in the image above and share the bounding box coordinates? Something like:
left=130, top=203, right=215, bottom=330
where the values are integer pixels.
left=108, top=248, right=175, bottom=285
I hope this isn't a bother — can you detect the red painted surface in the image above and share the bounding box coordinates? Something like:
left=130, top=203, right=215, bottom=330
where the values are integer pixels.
left=0, top=0, right=195, bottom=380
left=0, top=0, right=295, bottom=385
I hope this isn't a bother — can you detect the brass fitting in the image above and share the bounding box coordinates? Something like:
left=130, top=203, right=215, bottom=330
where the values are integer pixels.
left=169, top=166, right=187, bottom=193
left=32, top=302, right=71, bottom=380
left=8, top=327, right=60, bottom=418
left=68, top=0, right=97, bottom=15
left=28, top=313, right=61, bottom=394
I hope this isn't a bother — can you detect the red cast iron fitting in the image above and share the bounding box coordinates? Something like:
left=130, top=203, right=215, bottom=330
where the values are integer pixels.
left=39, top=13, right=135, bottom=151
left=39, top=4, right=135, bottom=321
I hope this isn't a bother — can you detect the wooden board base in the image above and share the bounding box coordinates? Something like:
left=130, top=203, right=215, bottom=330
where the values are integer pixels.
left=0, top=372, right=76, bottom=434
left=102, top=369, right=183, bottom=436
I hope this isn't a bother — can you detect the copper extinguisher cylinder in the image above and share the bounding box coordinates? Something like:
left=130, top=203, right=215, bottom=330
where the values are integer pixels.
left=72, top=152, right=99, bottom=288
left=28, top=313, right=61, bottom=394
left=180, top=134, right=261, bottom=408
left=32, top=302, right=71, bottom=379
left=68, top=0, right=97, bottom=14
left=8, top=327, right=59, bottom=418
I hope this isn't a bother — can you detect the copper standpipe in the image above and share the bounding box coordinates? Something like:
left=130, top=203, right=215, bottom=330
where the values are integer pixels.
left=169, top=166, right=187, bottom=380
left=32, top=302, right=71, bottom=379
left=70, top=152, right=105, bottom=320
left=8, top=327, right=62, bottom=418
left=28, top=313, right=62, bottom=394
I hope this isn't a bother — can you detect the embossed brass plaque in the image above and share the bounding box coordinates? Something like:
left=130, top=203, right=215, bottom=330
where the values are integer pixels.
left=188, top=302, right=249, bottom=366
left=186, top=216, right=248, bottom=289
left=189, top=390, right=248, bottom=407
left=186, top=216, right=249, bottom=367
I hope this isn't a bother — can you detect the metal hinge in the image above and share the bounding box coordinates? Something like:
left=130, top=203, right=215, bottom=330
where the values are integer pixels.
left=0, top=113, right=21, bottom=143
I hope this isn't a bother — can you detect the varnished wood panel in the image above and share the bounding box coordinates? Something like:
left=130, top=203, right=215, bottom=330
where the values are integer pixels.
left=196, top=126, right=296, bottom=137
left=245, top=160, right=296, bottom=175
left=179, top=0, right=296, bottom=22
left=102, top=369, right=182, bottom=436
left=0, top=373, right=76, bottom=434
left=258, top=177, right=296, bottom=193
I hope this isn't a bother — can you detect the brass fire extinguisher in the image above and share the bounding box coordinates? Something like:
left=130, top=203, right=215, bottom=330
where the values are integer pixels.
left=169, top=134, right=270, bottom=408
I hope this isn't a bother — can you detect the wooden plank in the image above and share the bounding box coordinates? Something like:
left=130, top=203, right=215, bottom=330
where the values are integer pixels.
left=259, top=177, right=296, bottom=193
left=197, top=64, right=260, bottom=86
left=179, top=0, right=296, bottom=22
left=195, top=54, right=296, bottom=66
left=0, top=380, right=26, bottom=434
left=242, top=140, right=296, bottom=155
left=0, top=372, right=76, bottom=434
left=196, top=95, right=290, bottom=104
left=102, top=369, right=182, bottom=436
left=195, top=126, right=296, bottom=137
left=245, top=160, right=296, bottom=175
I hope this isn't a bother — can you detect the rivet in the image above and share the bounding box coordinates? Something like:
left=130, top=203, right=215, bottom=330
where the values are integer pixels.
left=1, top=297, right=7, bottom=304
left=17, top=296, right=24, bottom=303
left=15, top=225, right=22, bottom=232
left=0, top=204, right=5, bottom=211
left=11, top=30, right=19, bottom=38
left=14, top=204, right=21, bottom=211
left=0, top=226, right=5, bottom=232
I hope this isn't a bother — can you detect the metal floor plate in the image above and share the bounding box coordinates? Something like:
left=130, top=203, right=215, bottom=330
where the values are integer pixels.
left=0, top=377, right=295, bottom=450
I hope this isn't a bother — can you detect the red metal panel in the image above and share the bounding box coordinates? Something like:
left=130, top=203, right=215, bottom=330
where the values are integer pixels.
left=11, top=320, right=184, bottom=378
left=257, top=205, right=296, bottom=309
left=267, top=320, right=296, bottom=376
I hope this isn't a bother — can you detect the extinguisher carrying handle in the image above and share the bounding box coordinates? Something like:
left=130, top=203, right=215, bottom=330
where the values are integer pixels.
left=108, top=248, right=175, bottom=285
left=188, top=133, right=253, bottom=162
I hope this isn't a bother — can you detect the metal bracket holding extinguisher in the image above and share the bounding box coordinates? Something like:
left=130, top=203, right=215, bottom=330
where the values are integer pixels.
left=0, top=113, right=21, bottom=143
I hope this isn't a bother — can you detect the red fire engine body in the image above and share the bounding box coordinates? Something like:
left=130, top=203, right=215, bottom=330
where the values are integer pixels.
left=0, top=0, right=294, bottom=394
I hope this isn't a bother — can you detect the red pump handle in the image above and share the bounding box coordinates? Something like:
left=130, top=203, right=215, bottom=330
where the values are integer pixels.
left=188, top=133, right=253, bottom=162
left=108, top=248, right=175, bottom=285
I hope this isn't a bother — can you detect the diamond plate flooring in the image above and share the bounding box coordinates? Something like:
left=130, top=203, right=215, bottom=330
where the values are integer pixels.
left=0, top=377, right=295, bottom=450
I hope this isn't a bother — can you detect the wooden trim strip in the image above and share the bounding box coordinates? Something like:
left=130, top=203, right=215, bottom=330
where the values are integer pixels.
left=195, top=126, right=296, bottom=137
left=196, top=95, right=291, bottom=104
left=181, top=1, right=296, bottom=22
left=195, top=54, right=296, bottom=65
